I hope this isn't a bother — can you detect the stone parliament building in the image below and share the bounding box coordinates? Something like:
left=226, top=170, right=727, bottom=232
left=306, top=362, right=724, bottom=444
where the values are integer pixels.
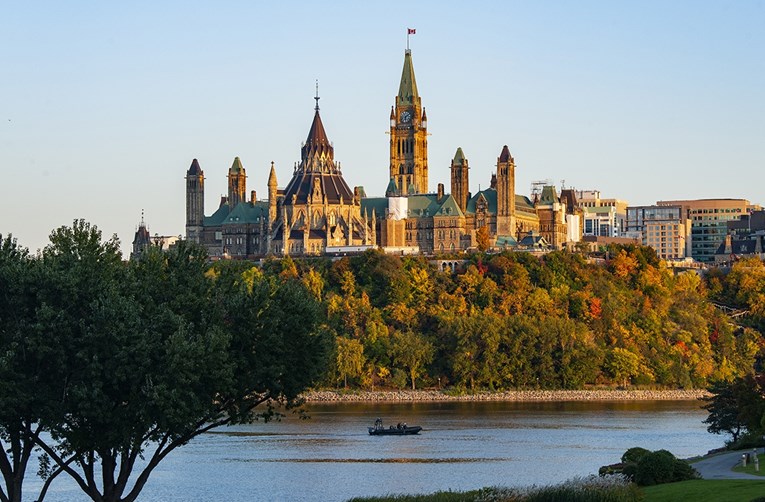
left=185, top=49, right=575, bottom=259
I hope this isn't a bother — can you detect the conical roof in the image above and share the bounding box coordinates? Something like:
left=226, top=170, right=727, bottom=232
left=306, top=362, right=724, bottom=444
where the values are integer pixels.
left=453, top=147, right=466, bottom=165
left=268, top=162, right=278, bottom=187
left=385, top=178, right=399, bottom=196
left=499, top=145, right=513, bottom=163
left=281, top=104, right=354, bottom=206
left=229, top=156, right=245, bottom=173
left=187, top=158, right=203, bottom=175
left=397, top=50, right=419, bottom=106
left=301, top=109, right=333, bottom=160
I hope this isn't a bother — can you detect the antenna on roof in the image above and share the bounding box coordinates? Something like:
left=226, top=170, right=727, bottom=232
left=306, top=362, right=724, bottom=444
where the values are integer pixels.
left=314, top=79, right=320, bottom=112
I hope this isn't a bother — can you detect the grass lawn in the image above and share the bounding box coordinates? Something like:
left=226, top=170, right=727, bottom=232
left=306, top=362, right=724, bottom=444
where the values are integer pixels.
left=732, top=453, right=765, bottom=476
left=642, top=479, right=765, bottom=502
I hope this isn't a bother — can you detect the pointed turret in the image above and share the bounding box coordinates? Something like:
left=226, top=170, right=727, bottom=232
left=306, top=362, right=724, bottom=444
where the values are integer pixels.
left=227, top=156, right=247, bottom=210
left=268, top=161, right=278, bottom=226
left=451, top=147, right=469, bottom=213
left=453, top=147, right=466, bottom=165
left=398, top=50, right=419, bottom=106
left=230, top=156, right=245, bottom=173
left=185, top=158, right=205, bottom=243
left=496, top=145, right=516, bottom=237
left=187, top=158, right=203, bottom=176
left=268, top=162, right=278, bottom=187
left=385, top=178, right=399, bottom=197
left=499, top=145, right=513, bottom=163
left=281, top=97, right=355, bottom=208
left=301, top=110, right=333, bottom=161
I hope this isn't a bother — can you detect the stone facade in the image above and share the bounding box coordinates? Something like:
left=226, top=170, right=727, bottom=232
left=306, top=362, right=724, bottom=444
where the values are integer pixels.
left=185, top=48, right=576, bottom=258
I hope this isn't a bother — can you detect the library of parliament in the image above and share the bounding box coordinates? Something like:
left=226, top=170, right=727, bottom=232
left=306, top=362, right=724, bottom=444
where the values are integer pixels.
left=184, top=48, right=575, bottom=258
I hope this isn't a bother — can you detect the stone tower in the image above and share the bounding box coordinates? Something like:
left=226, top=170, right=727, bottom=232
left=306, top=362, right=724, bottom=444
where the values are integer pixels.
left=496, top=145, right=516, bottom=236
left=185, top=158, right=205, bottom=243
left=450, top=147, right=470, bottom=213
left=389, top=49, right=428, bottom=194
left=227, top=156, right=247, bottom=211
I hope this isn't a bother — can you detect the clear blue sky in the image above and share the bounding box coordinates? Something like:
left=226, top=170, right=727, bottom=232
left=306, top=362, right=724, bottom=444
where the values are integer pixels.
left=2, top=1, right=764, bottom=255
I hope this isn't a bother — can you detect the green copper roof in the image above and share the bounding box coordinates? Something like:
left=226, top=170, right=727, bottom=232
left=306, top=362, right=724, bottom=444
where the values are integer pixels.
left=222, top=200, right=269, bottom=225
left=464, top=189, right=537, bottom=216
left=204, top=205, right=230, bottom=226
left=465, top=189, right=497, bottom=215
left=435, top=194, right=465, bottom=218
left=229, top=156, right=245, bottom=173
left=538, top=185, right=559, bottom=205
left=515, top=194, right=536, bottom=214
left=385, top=178, right=398, bottom=196
left=361, top=197, right=388, bottom=217
left=397, top=50, right=419, bottom=105
left=452, top=147, right=466, bottom=165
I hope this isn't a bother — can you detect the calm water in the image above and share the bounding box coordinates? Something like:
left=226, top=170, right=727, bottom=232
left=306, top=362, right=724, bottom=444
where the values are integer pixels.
left=31, top=400, right=719, bottom=501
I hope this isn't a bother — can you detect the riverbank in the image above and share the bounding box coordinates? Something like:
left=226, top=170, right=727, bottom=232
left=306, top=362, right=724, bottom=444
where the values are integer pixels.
left=302, top=389, right=710, bottom=403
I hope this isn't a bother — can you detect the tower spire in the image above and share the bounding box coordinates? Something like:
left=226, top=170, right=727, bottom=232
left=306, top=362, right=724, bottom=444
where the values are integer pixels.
left=314, top=79, right=320, bottom=112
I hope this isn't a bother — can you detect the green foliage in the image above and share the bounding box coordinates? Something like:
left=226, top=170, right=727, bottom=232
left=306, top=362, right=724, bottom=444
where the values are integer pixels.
left=603, top=447, right=697, bottom=487
left=294, top=245, right=765, bottom=392
left=702, top=375, right=765, bottom=443
left=621, top=447, right=651, bottom=464
left=631, top=449, right=697, bottom=486
left=0, top=222, right=330, bottom=502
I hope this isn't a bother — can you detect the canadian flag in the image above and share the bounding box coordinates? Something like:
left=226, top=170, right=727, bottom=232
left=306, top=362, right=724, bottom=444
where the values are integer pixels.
left=408, top=28, right=416, bottom=35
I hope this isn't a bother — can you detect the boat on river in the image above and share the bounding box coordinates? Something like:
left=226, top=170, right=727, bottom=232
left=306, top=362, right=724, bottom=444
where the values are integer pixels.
left=368, top=418, right=422, bottom=436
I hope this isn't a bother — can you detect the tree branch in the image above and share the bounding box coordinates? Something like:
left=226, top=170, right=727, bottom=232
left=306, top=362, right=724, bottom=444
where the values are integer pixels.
left=36, top=455, right=76, bottom=502
left=32, top=439, right=91, bottom=498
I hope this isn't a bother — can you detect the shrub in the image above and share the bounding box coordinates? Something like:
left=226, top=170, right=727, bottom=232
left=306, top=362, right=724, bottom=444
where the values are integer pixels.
left=635, top=450, right=676, bottom=486
left=633, top=449, right=698, bottom=486
left=621, top=447, right=651, bottom=464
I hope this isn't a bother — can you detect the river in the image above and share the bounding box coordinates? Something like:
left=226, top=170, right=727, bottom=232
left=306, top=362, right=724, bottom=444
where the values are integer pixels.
left=30, top=400, right=720, bottom=501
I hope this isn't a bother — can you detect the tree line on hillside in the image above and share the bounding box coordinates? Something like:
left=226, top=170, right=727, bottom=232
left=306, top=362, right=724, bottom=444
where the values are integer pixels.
left=268, top=245, right=763, bottom=391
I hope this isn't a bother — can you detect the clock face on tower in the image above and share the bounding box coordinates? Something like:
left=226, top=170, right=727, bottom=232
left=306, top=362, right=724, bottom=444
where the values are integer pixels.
left=400, top=111, right=412, bottom=123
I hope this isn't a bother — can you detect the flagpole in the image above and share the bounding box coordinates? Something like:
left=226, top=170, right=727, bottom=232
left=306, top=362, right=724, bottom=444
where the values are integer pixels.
left=407, top=29, right=410, bottom=51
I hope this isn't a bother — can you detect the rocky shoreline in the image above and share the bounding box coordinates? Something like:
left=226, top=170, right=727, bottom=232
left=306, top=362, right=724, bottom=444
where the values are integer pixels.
left=302, top=389, right=710, bottom=403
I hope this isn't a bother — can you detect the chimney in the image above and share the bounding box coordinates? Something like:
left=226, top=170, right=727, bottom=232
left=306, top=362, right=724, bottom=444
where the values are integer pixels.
left=724, top=233, right=733, bottom=255
left=437, top=183, right=444, bottom=202
left=251, top=190, right=257, bottom=203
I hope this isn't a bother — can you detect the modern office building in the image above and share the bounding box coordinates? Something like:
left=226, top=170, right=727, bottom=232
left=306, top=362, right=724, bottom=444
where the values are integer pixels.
left=657, top=199, right=751, bottom=263
left=626, top=205, right=691, bottom=260
left=575, top=190, right=628, bottom=236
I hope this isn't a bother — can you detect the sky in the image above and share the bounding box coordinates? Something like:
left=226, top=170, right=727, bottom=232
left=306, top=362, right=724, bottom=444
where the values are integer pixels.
left=2, top=1, right=764, bottom=255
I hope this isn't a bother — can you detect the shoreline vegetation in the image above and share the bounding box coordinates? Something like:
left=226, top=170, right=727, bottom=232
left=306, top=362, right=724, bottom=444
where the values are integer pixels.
left=302, top=388, right=710, bottom=403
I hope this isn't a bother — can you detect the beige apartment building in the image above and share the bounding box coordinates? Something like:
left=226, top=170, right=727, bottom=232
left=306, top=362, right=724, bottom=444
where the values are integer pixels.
left=626, top=205, right=691, bottom=260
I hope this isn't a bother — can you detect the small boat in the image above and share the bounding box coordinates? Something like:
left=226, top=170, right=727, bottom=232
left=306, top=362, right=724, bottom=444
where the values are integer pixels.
left=368, top=418, right=422, bottom=436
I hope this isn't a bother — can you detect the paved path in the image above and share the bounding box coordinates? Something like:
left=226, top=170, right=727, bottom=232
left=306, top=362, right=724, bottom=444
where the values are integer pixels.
left=693, top=450, right=764, bottom=480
